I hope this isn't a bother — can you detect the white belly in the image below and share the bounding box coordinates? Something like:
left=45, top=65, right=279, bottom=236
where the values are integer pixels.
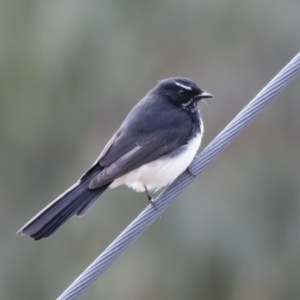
left=109, top=133, right=202, bottom=193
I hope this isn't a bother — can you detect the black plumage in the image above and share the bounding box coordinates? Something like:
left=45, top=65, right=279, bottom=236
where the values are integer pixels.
left=18, top=77, right=212, bottom=240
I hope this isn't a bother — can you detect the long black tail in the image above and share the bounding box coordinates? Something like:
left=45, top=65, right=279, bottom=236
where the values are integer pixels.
left=18, top=165, right=110, bottom=240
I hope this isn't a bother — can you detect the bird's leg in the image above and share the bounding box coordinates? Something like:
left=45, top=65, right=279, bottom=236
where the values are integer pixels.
left=144, top=185, right=157, bottom=210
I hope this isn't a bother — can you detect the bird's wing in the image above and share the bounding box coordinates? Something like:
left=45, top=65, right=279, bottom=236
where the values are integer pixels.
left=79, top=130, right=120, bottom=182
left=89, top=126, right=192, bottom=189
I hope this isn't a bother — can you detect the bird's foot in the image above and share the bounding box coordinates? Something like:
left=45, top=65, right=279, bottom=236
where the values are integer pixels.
left=144, top=186, right=157, bottom=210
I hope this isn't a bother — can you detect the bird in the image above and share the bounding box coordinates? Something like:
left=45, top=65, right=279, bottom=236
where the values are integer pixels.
left=18, top=77, right=213, bottom=240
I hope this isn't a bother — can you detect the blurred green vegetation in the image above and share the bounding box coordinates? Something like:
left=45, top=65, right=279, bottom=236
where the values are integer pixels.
left=1, top=1, right=300, bottom=299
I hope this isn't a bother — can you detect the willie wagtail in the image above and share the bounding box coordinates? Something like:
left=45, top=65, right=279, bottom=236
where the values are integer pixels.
left=18, top=77, right=213, bottom=240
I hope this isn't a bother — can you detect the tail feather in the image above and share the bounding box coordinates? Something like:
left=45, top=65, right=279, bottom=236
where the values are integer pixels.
left=30, top=186, right=108, bottom=240
left=18, top=165, right=111, bottom=240
left=76, top=196, right=102, bottom=216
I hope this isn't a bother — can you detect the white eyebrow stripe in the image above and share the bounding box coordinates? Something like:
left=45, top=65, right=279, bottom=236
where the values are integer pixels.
left=174, top=81, right=192, bottom=90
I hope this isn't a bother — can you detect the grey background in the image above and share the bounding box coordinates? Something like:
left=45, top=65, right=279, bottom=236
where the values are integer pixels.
left=1, top=1, right=300, bottom=299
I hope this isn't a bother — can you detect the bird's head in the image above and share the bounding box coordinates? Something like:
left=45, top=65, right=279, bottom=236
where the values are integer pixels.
left=152, top=77, right=213, bottom=112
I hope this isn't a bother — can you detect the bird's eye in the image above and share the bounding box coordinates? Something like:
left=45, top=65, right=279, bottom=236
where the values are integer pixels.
left=179, top=90, right=186, bottom=96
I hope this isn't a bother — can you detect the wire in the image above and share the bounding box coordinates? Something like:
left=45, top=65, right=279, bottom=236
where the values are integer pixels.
left=57, top=52, right=300, bottom=300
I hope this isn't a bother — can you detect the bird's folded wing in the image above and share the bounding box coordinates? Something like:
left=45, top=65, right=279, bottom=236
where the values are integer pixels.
left=89, top=127, right=191, bottom=189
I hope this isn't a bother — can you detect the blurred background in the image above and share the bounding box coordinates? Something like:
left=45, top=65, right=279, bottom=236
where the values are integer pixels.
left=1, top=1, right=300, bottom=299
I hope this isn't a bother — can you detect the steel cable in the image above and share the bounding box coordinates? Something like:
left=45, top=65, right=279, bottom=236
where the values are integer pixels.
left=57, top=52, right=300, bottom=300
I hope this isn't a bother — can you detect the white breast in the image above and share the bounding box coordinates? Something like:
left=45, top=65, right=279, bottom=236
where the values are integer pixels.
left=110, top=133, right=202, bottom=193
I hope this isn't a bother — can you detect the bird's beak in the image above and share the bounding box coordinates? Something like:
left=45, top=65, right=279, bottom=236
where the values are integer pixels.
left=194, top=91, right=213, bottom=102
left=200, top=91, right=214, bottom=99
